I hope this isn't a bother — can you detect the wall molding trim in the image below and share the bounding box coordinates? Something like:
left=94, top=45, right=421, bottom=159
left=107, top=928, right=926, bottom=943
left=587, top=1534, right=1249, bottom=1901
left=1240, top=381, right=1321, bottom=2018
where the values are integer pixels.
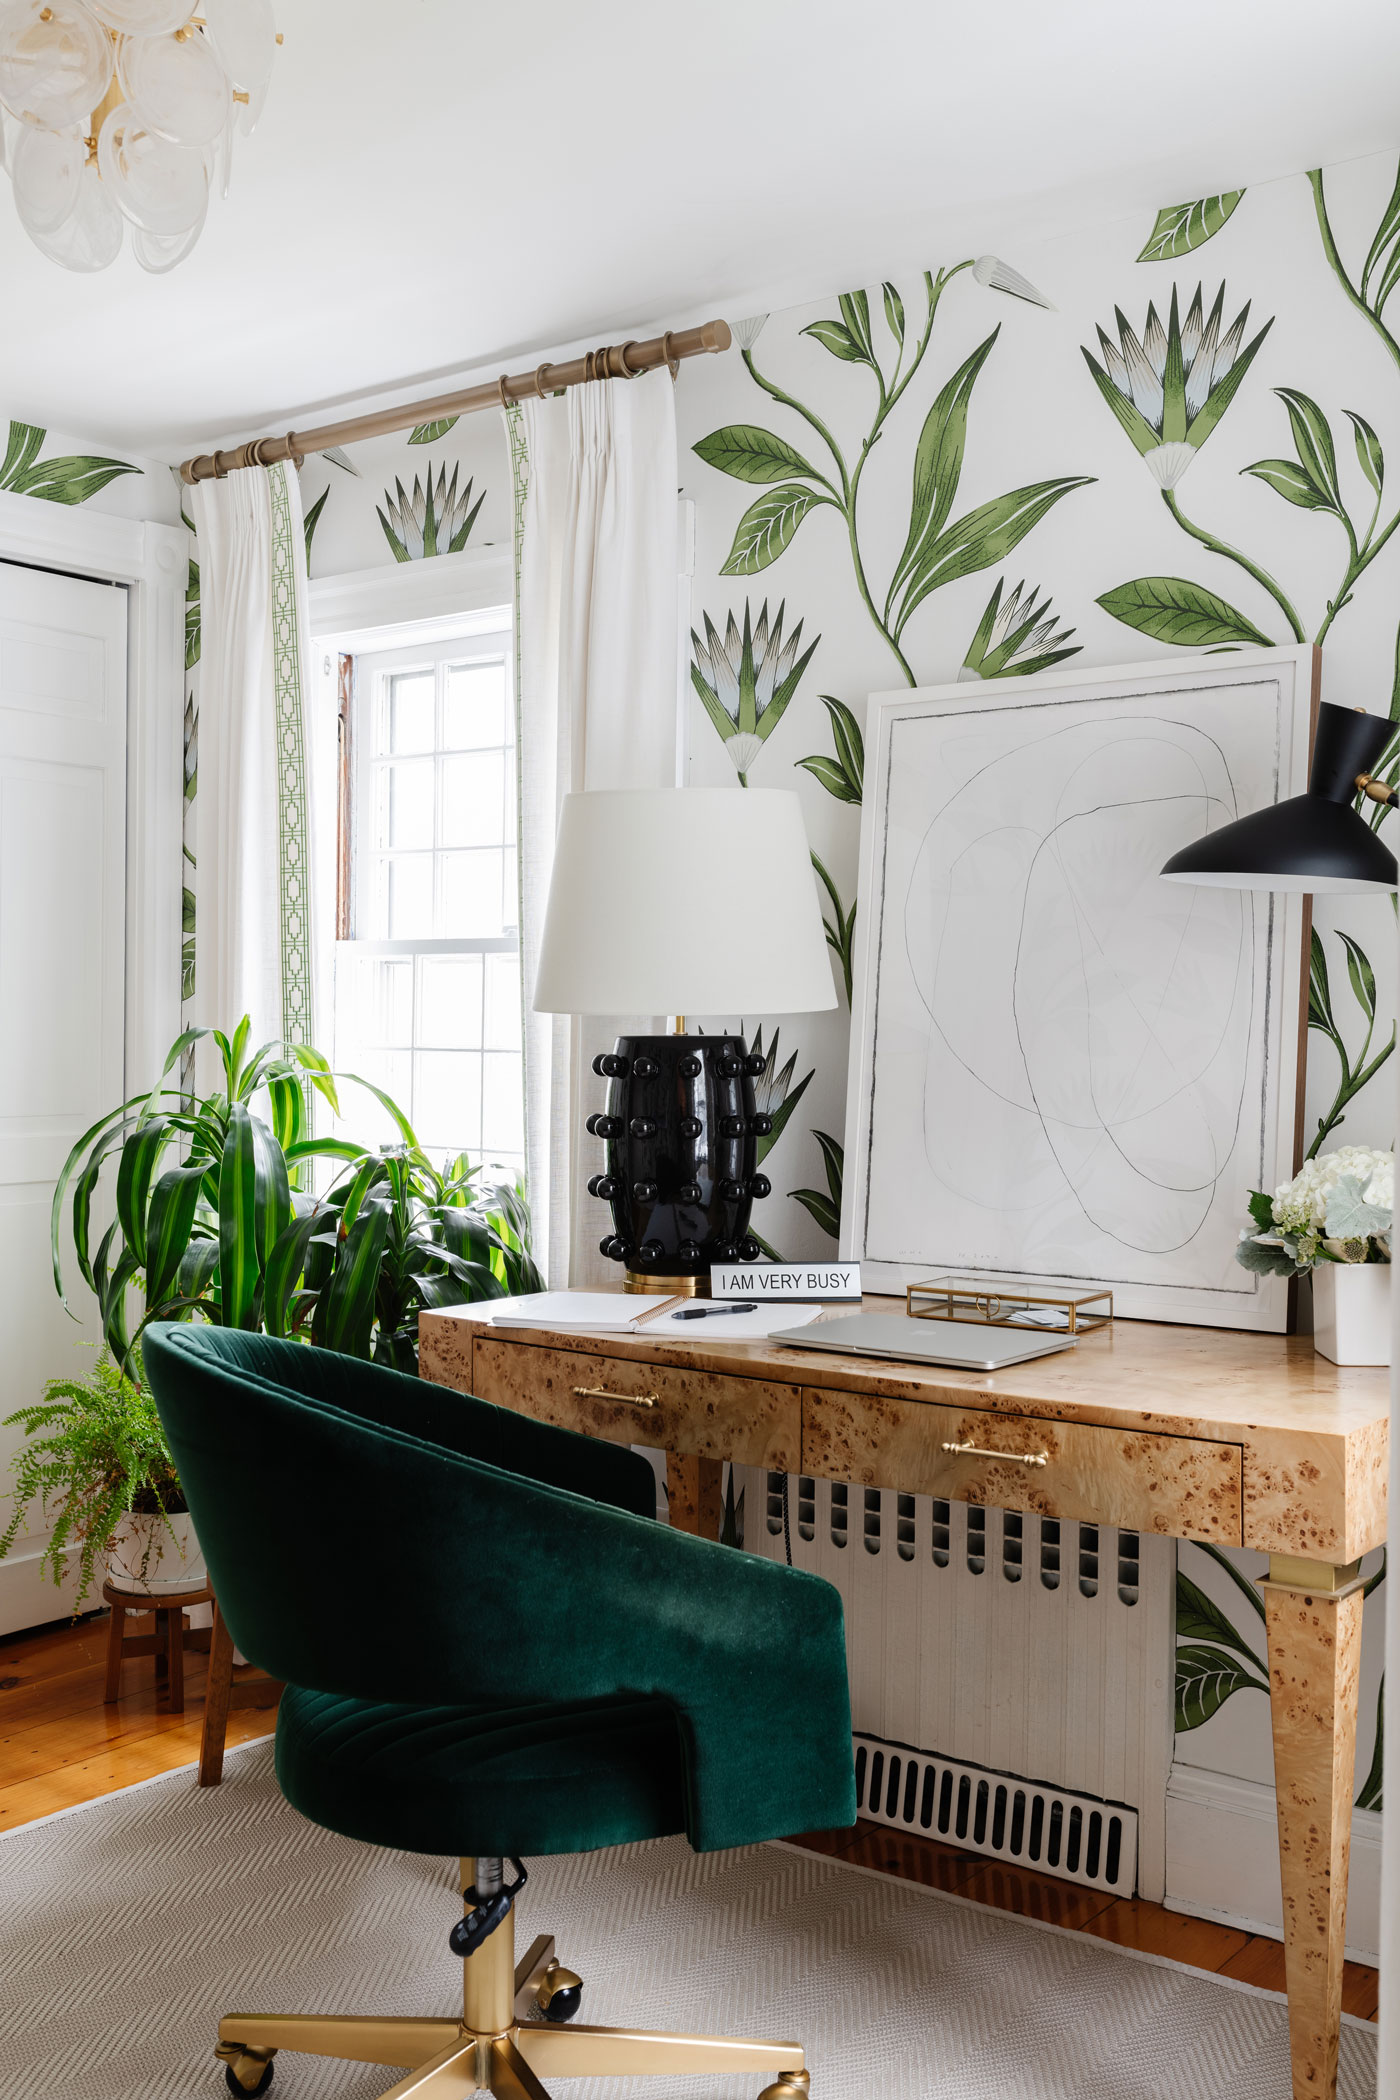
left=1165, top=1762, right=1381, bottom=1965
left=308, top=544, right=513, bottom=643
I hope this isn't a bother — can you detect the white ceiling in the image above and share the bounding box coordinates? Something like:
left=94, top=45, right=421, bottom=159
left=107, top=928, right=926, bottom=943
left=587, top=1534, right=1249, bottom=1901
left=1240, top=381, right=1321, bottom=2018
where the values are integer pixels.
left=3, top=0, right=1399, bottom=460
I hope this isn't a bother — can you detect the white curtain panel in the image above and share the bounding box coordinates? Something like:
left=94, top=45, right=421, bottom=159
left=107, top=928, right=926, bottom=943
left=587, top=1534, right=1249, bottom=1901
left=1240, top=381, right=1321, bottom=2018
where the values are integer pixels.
left=510, top=368, right=679, bottom=1285
left=189, top=461, right=318, bottom=1088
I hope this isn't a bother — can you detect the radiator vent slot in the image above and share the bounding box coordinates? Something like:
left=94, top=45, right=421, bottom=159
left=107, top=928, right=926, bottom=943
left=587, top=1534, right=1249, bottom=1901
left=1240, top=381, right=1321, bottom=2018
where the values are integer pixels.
left=736, top=1474, right=1174, bottom=1903
left=853, top=1735, right=1138, bottom=1897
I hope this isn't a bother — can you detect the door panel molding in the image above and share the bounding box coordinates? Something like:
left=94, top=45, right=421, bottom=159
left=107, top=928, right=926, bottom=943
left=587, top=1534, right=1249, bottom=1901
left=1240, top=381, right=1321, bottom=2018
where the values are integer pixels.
left=0, top=486, right=185, bottom=1093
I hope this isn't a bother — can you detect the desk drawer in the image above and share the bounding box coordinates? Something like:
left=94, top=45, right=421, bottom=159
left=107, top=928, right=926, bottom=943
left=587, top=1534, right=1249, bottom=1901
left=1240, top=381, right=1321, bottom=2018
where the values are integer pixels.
left=802, top=1387, right=1243, bottom=1545
left=471, top=1337, right=800, bottom=1469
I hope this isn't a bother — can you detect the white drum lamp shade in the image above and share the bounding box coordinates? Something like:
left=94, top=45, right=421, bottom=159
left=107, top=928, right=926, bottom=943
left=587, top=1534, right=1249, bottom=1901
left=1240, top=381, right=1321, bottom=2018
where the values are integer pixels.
left=533, top=789, right=838, bottom=1016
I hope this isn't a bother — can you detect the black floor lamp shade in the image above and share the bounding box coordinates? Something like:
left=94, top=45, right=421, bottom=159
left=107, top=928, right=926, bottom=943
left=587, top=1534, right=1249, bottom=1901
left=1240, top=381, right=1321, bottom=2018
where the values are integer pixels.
left=1160, top=702, right=1398, bottom=893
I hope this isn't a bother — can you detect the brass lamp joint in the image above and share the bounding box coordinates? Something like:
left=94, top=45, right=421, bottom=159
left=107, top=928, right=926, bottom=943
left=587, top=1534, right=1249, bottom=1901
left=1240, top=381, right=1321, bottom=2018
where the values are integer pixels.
left=1355, top=773, right=1399, bottom=808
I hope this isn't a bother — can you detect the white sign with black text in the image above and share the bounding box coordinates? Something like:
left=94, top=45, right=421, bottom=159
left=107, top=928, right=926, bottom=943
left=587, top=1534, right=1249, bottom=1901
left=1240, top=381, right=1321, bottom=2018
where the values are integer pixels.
left=710, top=1262, right=862, bottom=1302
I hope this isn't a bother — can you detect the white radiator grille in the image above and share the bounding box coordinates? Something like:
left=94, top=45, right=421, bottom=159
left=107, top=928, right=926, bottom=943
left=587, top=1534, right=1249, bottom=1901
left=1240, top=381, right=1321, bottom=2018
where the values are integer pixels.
left=737, top=1470, right=1174, bottom=1899
left=853, top=1737, right=1139, bottom=1896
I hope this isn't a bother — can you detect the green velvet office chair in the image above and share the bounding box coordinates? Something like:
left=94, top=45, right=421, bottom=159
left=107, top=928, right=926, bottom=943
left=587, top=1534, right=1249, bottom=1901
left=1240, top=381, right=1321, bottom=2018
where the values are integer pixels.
left=143, top=1324, right=856, bottom=2100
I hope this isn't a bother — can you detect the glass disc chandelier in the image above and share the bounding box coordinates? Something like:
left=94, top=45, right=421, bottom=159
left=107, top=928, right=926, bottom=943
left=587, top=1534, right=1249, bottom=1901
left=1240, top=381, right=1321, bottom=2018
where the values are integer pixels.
left=0, top=0, right=279, bottom=273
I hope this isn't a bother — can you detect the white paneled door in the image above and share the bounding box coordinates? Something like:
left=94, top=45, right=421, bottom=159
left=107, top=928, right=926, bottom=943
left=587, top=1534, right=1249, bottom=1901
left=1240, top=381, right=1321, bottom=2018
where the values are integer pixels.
left=0, top=560, right=127, bottom=1635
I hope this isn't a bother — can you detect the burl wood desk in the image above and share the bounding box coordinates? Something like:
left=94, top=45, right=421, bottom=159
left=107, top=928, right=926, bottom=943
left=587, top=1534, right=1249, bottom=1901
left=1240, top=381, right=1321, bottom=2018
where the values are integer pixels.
left=419, top=1297, right=1389, bottom=2100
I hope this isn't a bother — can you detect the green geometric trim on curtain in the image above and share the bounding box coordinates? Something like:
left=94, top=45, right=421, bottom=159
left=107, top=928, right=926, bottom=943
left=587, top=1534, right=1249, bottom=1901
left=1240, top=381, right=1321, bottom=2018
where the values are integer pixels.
left=504, top=401, right=531, bottom=1151
left=267, top=461, right=314, bottom=1047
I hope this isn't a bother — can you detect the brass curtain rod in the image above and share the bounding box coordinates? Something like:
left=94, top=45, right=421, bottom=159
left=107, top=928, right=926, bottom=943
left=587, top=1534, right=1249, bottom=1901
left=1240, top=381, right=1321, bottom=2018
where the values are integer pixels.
left=179, top=318, right=732, bottom=485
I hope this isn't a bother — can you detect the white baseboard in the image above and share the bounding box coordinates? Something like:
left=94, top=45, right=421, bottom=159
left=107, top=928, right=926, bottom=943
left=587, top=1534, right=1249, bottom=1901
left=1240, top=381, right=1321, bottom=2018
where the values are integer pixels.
left=0, top=1541, right=85, bottom=1638
left=1165, top=1763, right=1381, bottom=1965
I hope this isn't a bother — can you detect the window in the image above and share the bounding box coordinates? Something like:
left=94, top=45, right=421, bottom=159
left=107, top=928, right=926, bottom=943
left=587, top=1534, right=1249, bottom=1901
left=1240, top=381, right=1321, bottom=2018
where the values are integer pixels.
left=331, top=620, right=524, bottom=1178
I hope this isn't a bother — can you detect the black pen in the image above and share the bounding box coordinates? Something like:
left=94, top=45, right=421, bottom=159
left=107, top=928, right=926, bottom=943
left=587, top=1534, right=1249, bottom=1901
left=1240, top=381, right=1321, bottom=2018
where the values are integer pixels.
left=671, top=1302, right=759, bottom=1320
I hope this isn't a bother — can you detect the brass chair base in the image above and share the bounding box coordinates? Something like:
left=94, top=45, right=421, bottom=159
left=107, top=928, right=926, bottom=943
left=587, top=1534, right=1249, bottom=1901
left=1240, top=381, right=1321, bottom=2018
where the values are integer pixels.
left=214, top=1862, right=808, bottom=2100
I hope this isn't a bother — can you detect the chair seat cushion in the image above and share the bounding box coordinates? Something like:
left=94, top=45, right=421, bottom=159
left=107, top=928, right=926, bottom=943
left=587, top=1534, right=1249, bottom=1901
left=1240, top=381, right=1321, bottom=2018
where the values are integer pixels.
left=275, top=1685, right=689, bottom=1858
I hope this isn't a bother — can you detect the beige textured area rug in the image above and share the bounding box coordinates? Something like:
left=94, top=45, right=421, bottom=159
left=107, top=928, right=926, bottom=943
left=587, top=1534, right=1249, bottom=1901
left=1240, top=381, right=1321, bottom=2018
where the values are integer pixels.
left=0, top=1740, right=1377, bottom=2100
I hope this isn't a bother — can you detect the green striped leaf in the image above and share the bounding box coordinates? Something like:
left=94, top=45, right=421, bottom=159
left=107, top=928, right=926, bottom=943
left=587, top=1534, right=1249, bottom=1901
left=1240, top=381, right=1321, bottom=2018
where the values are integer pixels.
left=693, top=425, right=821, bottom=485
left=409, top=418, right=459, bottom=444
left=1175, top=1572, right=1266, bottom=1670
left=217, top=1104, right=261, bottom=1329
left=1136, top=193, right=1245, bottom=262
left=1097, top=576, right=1273, bottom=648
left=264, top=1208, right=323, bottom=1339
left=115, top=1118, right=173, bottom=1267
left=319, top=1199, right=392, bottom=1358
left=889, top=328, right=1000, bottom=609
left=719, top=485, right=831, bottom=576
left=144, top=1162, right=208, bottom=1309
left=895, top=478, right=1093, bottom=634
left=1175, top=1641, right=1269, bottom=1730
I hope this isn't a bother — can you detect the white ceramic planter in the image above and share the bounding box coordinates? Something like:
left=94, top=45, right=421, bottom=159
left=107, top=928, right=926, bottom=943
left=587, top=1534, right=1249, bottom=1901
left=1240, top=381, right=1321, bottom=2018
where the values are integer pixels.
left=106, top=1510, right=207, bottom=1596
left=1312, top=1261, right=1393, bottom=1367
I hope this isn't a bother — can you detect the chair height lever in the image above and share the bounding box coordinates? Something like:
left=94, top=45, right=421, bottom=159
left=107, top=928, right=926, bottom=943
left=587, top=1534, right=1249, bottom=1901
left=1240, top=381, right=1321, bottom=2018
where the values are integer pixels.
left=450, top=1857, right=529, bottom=1960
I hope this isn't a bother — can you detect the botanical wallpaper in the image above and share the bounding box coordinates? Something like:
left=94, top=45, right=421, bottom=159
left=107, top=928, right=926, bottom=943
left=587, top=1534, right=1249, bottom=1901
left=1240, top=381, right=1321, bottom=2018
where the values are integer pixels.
left=670, top=154, right=1400, bottom=1811
left=6, top=145, right=1395, bottom=1848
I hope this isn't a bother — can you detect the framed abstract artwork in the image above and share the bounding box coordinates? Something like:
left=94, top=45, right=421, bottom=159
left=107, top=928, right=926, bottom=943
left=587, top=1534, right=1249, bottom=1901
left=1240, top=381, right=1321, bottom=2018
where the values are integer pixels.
left=842, top=645, right=1318, bottom=1329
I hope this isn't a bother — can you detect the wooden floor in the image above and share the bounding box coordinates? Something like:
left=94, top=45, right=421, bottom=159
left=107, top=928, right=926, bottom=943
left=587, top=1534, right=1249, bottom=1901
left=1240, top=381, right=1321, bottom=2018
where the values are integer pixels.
left=1, top=1615, right=1378, bottom=2024
left=0, top=1607, right=279, bottom=1832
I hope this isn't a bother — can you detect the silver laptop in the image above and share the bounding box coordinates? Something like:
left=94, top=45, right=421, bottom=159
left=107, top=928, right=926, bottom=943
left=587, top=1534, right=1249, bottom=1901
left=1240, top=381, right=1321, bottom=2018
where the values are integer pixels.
left=768, top=1312, right=1077, bottom=1372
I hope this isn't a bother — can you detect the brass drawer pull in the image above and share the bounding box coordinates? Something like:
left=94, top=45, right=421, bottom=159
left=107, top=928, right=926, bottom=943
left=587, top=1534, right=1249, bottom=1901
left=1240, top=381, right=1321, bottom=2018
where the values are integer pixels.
left=573, top=1385, right=658, bottom=1409
left=941, top=1439, right=1049, bottom=1467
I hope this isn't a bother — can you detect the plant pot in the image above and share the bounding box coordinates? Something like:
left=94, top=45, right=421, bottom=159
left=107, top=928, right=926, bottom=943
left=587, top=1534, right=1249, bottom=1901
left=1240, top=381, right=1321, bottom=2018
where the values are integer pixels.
left=105, top=1511, right=207, bottom=1596
left=1311, top=1262, right=1392, bottom=1367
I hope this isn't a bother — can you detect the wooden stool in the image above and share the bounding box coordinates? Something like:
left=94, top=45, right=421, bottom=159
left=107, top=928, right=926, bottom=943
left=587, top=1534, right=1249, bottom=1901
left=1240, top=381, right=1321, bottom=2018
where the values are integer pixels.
left=103, top=1576, right=212, bottom=1715
left=102, top=1581, right=282, bottom=1787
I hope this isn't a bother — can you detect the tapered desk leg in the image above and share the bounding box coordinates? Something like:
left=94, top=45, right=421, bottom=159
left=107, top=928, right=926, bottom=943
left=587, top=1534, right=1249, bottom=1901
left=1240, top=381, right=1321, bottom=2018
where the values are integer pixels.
left=1262, top=1555, right=1365, bottom=2100
left=666, top=1453, right=722, bottom=1538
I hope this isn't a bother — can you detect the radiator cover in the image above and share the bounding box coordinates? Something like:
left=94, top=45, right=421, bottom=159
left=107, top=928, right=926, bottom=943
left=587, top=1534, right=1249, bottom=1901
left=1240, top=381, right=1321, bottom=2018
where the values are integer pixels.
left=736, top=1470, right=1174, bottom=1899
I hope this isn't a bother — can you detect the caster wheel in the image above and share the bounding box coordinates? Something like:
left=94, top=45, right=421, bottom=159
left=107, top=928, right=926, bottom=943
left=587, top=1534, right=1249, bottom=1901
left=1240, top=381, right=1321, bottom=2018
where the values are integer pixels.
left=223, top=2057, right=275, bottom=2097
left=537, top=1960, right=583, bottom=2024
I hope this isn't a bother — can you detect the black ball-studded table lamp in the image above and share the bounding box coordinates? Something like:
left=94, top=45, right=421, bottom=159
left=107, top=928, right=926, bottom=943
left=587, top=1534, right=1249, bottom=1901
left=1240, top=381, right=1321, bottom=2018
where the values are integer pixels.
left=533, top=788, right=837, bottom=1294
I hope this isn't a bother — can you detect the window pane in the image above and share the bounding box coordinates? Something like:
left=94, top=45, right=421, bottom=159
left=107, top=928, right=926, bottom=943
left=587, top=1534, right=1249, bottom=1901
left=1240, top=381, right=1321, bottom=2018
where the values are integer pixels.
left=439, top=850, right=505, bottom=937
left=483, top=952, right=521, bottom=1051
left=385, top=759, right=434, bottom=849
left=343, top=1048, right=413, bottom=1149
left=482, top=1051, right=524, bottom=1157
left=335, top=950, right=413, bottom=1064
left=441, top=751, right=506, bottom=848
left=387, top=855, right=434, bottom=938
left=414, top=1050, right=482, bottom=1151
left=388, top=673, right=435, bottom=754
left=419, top=953, right=484, bottom=1049
left=445, top=661, right=508, bottom=749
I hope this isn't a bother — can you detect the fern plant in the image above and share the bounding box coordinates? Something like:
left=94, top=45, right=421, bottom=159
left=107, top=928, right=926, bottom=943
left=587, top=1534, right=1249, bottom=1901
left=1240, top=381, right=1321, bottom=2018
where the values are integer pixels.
left=0, top=1348, right=180, bottom=1609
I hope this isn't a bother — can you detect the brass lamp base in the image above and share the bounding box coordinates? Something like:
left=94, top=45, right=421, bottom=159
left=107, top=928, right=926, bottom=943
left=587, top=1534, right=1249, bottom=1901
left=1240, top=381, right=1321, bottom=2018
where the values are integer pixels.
left=215, top=1859, right=807, bottom=2098
left=623, top=1270, right=704, bottom=1297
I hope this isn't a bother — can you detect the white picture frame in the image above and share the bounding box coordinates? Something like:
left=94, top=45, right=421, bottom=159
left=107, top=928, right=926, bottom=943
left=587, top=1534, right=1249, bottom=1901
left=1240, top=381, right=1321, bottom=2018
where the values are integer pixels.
left=841, top=645, right=1318, bottom=1330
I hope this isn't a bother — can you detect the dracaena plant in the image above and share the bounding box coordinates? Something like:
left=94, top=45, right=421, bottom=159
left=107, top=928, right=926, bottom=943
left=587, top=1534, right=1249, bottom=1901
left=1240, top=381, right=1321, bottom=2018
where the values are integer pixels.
left=52, top=1017, right=541, bottom=1378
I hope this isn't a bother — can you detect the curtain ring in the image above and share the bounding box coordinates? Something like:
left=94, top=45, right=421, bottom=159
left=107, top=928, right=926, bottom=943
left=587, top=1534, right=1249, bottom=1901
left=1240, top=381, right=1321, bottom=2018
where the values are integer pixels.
left=616, top=339, right=643, bottom=378
left=497, top=373, right=511, bottom=410
left=661, top=330, right=679, bottom=379
left=534, top=362, right=551, bottom=399
left=286, top=432, right=304, bottom=471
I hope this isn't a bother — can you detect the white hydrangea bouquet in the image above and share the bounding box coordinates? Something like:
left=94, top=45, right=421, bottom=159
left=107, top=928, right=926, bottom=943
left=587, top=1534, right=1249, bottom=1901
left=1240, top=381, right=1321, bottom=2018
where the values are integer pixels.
left=1237, top=1146, right=1394, bottom=1277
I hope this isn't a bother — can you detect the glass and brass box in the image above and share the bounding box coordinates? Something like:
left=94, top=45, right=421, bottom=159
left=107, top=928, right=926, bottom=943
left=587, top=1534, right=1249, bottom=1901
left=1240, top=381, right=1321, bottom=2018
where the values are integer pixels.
left=905, top=1277, right=1113, bottom=1335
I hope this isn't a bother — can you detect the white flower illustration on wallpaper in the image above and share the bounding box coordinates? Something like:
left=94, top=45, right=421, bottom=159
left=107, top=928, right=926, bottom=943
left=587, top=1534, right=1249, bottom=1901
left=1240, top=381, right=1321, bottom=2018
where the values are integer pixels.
left=959, top=576, right=1080, bottom=681
left=689, top=598, right=818, bottom=784
left=378, top=461, right=486, bottom=563
left=1082, top=283, right=1273, bottom=491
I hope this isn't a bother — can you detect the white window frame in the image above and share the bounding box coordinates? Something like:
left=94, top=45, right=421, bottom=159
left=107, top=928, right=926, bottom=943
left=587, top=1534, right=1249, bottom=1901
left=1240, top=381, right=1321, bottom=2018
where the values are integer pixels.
left=332, top=611, right=523, bottom=1170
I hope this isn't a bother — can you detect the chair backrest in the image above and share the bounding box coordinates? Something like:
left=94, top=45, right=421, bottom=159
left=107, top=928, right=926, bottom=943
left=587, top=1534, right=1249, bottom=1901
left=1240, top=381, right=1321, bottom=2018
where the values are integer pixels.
left=140, top=1322, right=648, bottom=1704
